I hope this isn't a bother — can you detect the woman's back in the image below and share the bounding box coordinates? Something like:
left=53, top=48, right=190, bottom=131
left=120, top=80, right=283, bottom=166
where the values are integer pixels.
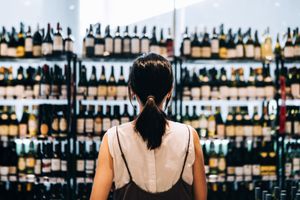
left=107, top=121, right=195, bottom=193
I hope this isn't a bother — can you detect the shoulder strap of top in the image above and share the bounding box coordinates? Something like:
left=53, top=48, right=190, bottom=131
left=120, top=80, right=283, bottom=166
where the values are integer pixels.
left=116, top=126, right=133, bottom=181
left=180, top=125, right=191, bottom=177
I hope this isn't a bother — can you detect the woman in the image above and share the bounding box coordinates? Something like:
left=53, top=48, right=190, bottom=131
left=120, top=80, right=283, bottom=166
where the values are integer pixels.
left=90, top=53, right=207, bottom=200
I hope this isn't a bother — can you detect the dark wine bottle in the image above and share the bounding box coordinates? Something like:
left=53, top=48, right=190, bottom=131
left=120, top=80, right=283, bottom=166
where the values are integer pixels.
left=94, top=23, right=104, bottom=57
left=85, top=24, right=95, bottom=57
left=41, top=23, right=53, bottom=56
left=113, top=26, right=122, bottom=56
left=131, top=25, right=140, bottom=56
left=53, top=22, right=63, bottom=57
left=123, top=26, right=131, bottom=56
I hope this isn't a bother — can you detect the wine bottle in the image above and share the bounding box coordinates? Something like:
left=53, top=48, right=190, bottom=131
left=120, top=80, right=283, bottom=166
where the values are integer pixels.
left=200, top=68, right=210, bottom=100
left=121, top=104, right=130, bottom=124
left=76, top=142, right=85, bottom=177
left=191, top=27, right=201, bottom=59
left=39, top=105, right=50, bottom=138
left=85, top=105, right=95, bottom=136
left=88, top=66, right=98, bottom=99
left=191, top=106, right=199, bottom=133
left=211, top=27, right=219, bottom=59
left=254, top=30, right=262, bottom=60
left=0, top=106, right=9, bottom=136
left=51, top=65, right=60, bottom=98
left=247, top=68, right=256, bottom=100
left=140, top=26, right=150, bottom=54
left=16, top=23, right=25, bottom=58
left=182, top=27, right=191, bottom=57
left=215, top=107, right=225, bottom=138
left=255, top=68, right=264, bottom=99
left=103, top=105, right=111, bottom=132
left=219, top=68, right=229, bottom=99
left=166, top=28, right=174, bottom=58
left=226, top=29, right=236, bottom=59
left=219, top=24, right=227, bottom=59
left=202, top=28, right=211, bottom=59
left=61, top=143, right=67, bottom=178
left=33, top=66, right=41, bottom=98
left=7, top=27, right=17, bottom=58
left=41, top=23, right=53, bottom=56
left=199, top=106, right=208, bottom=138
left=208, top=141, right=218, bottom=175
left=8, top=106, right=18, bottom=138
left=97, top=65, right=107, bottom=100
left=159, top=28, right=167, bottom=58
left=113, top=26, right=122, bottom=56
left=53, top=22, right=63, bottom=56
left=107, top=66, right=117, bottom=100
left=42, top=143, right=51, bottom=177
left=209, top=68, right=219, bottom=99
left=32, top=25, right=42, bottom=57
left=85, top=143, right=96, bottom=178
left=19, top=106, right=29, bottom=138
left=111, top=105, right=120, bottom=127
left=94, top=105, right=103, bottom=137
left=236, top=28, right=244, bottom=59
left=123, top=26, right=131, bottom=56
left=229, top=69, right=238, bottom=99
left=191, top=69, right=200, bottom=100
left=59, top=106, right=68, bottom=138
left=15, top=67, right=25, bottom=99
left=34, top=143, right=42, bottom=177
left=284, top=27, right=294, bottom=59
left=0, top=27, right=8, bottom=57
left=245, top=28, right=255, bottom=59
left=225, top=107, right=234, bottom=137
left=18, top=143, right=26, bottom=177
left=40, top=64, right=51, bottom=98
left=28, top=105, right=38, bottom=138
left=207, top=107, right=216, bottom=138
left=117, top=66, right=127, bottom=100
left=51, top=143, right=61, bottom=177
left=51, top=105, right=60, bottom=137
left=77, top=104, right=86, bottom=136
left=8, top=141, right=18, bottom=181
left=237, top=68, right=247, bottom=99
left=218, top=143, right=226, bottom=176
left=64, top=27, right=74, bottom=55
left=294, top=28, right=300, bottom=59
left=149, top=26, right=160, bottom=54
left=104, top=25, right=113, bottom=56
left=26, top=141, right=35, bottom=174
left=131, top=25, right=140, bottom=56
left=85, top=24, right=95, bottom=57
left=6, top=67, right=15, bottom=99
left=94, top=23, right=104, bottom=57
left=77, top=65, right=88, bottom=99
left=25, top=67, right=35, bottom=98
left=261, top=27, right=273, bottom=59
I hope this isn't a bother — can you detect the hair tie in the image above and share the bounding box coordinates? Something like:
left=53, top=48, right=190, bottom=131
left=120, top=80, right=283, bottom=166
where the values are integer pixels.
left=147, top=95, right=155, bottom=101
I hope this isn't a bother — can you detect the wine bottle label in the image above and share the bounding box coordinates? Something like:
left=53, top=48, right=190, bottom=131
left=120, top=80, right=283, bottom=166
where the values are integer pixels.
left=86, top=160, right=95, bottom=170
left=51, top=85, right=59, bottom=96
left=77, top=119, right=85, bottom=134
left=202, top=47, right=211, bottom=58
left=204, top=165, right=209, bottom=174
left=218, top=158, right=226, bottom=171
left=9, top=166, right=17, bottom=175
left=59, top=118, right=67, bottom=132
left=7, top=47, right=17, bottom=57
left=40, top=84, right=51, bottom=96
left=262, top=127, right=271, bottom=136
left=61, top=85, right=67, bottom=98
left=217, top=124, right=225, bottom=137
left=229, top=87, right=238, bottom=99
left=88, top=86, right=98, bottom=97
left=201, top=86, right=210, bottom=99
left=210, top=87, right=219, bottom=99
left=219, top=47, right=227, bottom=59
left=114, top=39, right=122, bottom=54
left=26, top=157, right=35, bottom=168
left=227, top=167, right=235, bottom=175
left=77, top=86, right=87, bottom=96
left=6, top=86, right=15, bottom=97
left=51, top=158, right=61, bottom=171
left=245, top=45, right=254, bottom=58
left=265, top=86, right=274, bottom=99
left=121, top=117, right=130, bottom=124
left=51, top=118, right=59, bottom=132
left=227, top=49, right=236, bottom=59
left=191, top=47, right=201, bottom=58
left=236, top=45, right=244, bottom=58
left=94, top=44, right=104, bottom=56
left=117, top=86, right=127, bottom=99
left=235, top=126, right=244, bottom=136
left=191, top=120, right=200, bottom=130
left=209, top=158, right=218, bottom=168
left=0, top=43, right=8, bottom=56
left=141, top=39, right=150, bottom=53
left=0, top=86, right=5, bottom=97
left=285, top=162, right=292, bottom=176
left=112, top=119, right=120, bottom=127
left=238, top=87, right=247, bottom=99
left=285, top=121, right=292, bottom=134
left=183, top=40, right=191, bottom=55
left=131, top=38, right=140, bottom=54
left=77, top=160, right=85, bottom=171
left=16, top=46, right=25, bottom=57
left=94, top=118, right=102, bottom=135
left=291, top=84, right=300, bottom=98
left=42, top=159, right=51, bottom=173
left=0, top=166, right=9, bottom=176
left=284, top=46, right=294, bottom=58
left=244, top=126, right=253, bottom=136
left=252, top=165, right=260, bottom=176
left=53, top=36, right=63, bottom=51
left=219, top=86, right=229, bottom=99
left=86, top=118, right=94, bottom=133
left=107, top=86, right=117, bottom=97
left=65, top=41, right=74, bottom=53
left=42, top=43, right=53, bottom=55
left=86, top=38, right=95, bottom=47
left=19, top=124, right=27, bottom=137
left=0, top=125, right=8, bottom=135
left=150, top=45, right=160, bottom=54
left=28, top=119, right=38, bottom=136
left=183, top=87, right=191, bottom=100
left=61, top=160, right=67, bottom=171
left=9, top=125, right=18, bottom=136
left=254, top=47, right=261, bottom=59
left=25, top=38, right=33, bottom=52
left=18, top=158, right=26, bottom=171
left=160, top=47, right=168, bottom=58
left=208, top=121, right=216, bottom=135
left=256, top=87, right=264, bottom=99
left=191, top=87, right=201, bottom=100
left=294, top=121, right=299, bottom=134
left=246, top=86, right=255, bottom=99
left=40, top=124, right=49, bottom=136
left=98, top=86, right=107, bottom=97
left=25, top=87, right=33, bottom=98
left=211, top=40, right=219, bottom=53
left=123, top=39, right=131, bottom=53
left=33, top=84, right=40, bottom=98
left=226, top=125, right=235, bottom=136
left=16, top=85, right=25, bottom=97
left=243, top=165, right=252, bottom=176
left=253, top=125, right=262, bottom=136
left=33, top=45, right=42, bottom=57
left=103, top=118, right=111, bottom=131
left=105, top=38, right=113, bottom=53
left=292, top=158, right=300, bottom=170
left=34, top=160, right=41, bottom=175
left=235, top=166, right=244, bottom=176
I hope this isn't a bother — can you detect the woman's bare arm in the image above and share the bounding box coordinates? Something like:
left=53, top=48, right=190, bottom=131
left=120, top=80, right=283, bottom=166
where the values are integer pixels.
left=90, top=134, right=114, bottom=200
left=192, top=129, right=207, bottom=200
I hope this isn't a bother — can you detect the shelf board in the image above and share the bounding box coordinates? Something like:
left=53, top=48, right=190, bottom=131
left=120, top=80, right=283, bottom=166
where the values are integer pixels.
left=0, top=99, right=68, bottom=105
left=78, top=56, right=136, bottom=63
left=80, top=99, right=131, bottom=105
left=0, top=56, right=69, bottom=63
left=180, top=58, right=266, bottom=65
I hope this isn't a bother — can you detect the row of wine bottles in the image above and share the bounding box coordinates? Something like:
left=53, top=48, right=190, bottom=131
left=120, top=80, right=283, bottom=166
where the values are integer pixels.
left=253, top=183, right=300, bottom=200
left=285, top=140, right=300, bottom=178
left=0, top=105, right=68, bottom=139
left=180, top=26, right=300, bottom=60
left=77, top=65, right=127, bottom=100
left=0, top=140, right=68, bottom=180
left=0, top=65, right=68, bottom=99
left=0, top=182, right=68, bottom=200
left=182, top=65, right=300, bottom=100
left=82, top=24, right=174, bottom=58
left=202, top=139, right=277, bottom=179
left=0, top=23, right=74, bottom=58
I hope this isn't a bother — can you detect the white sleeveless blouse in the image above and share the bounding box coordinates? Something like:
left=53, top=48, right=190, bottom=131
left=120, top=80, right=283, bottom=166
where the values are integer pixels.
left=107, top=121, right=195, bottom=193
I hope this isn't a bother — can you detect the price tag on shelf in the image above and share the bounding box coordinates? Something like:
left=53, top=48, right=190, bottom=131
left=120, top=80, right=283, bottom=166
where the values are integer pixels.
left=77, top=177, right=85, bottom=183
left=0, top=176, right=8, bottom=182
left=227, top=176, right=235, bottom=182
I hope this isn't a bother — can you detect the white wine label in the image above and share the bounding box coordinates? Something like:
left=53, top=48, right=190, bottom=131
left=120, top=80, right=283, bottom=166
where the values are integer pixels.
left=15, top=85, right=25, bottom=97
left=103, top=118, right=111, bottom=131
left=7, top=47, right=16, bottom=57
left=61, top=160, right=67, bottom=171
left=226, top=126, right=235, bottom=136
left=0, top=87, right=5, bottom=97
left=114, top=39, right=122, bottom=53
left=59, top=118, right=67, bottom=132
left=19, top=124, right=27, bottom=136
left=131, top=38, right=140, bottom=54
left=211, top=39, right=219, bottom=53
left=0, top=43, right=8, bottom=56
left=244, top=126, right=253, bottom=137
left=285, top=163, right=292, bottom=176
left=218, top=158, right=226, bottom=171
left=256, top=88, right=265, bottom=99
left=85, top=38, right=95, bottom=47
left=6, top=86, right=15, bottom=97
left=0, top=125, right=8, bottom=136
left=245, top=45, right=254, bottom=58
left=53, top=36, right=63, bottom=51
left=88, top=87, right=98, bottom=97
left=235, top=126, right=244, bottom=136
left=265, top=86, right=275, bottom=99
left=28, top=120, right=38, bottom=134
left=42, top=159, right=51, bottom=173
left=191, top=87, right=201, bottom=100
left=284, top=46, right=294, bottom=58
left=235, top=166, right=244, bottom=176
left=183, top=40, right=191, bottom=55
left=244, top=165, right=252, bottom=176
left=217, top=125, right=225, bottom=137
left=294, top=46, right=300, bottom=56
left=34, top=160, right=41, bottom=175
left=86, top=160, right=95, bottom=170
left=201, top=86, right=210, bottom=99
left=42, top=43, right=53, bottom=55
left=262, top=127, right=271, bottom=136
left=236, top=45, right=244, bottom=58
left=208, top=121, right=216, bottom=134
left=51, top=159, right=61, bottom=171
left=202, top=47, right=211, bottom=58
left=285, top=121, right=292, bottom=134
left=65, top=41, right=74, bottom=53
left=229, top=87, right=238, bottom=99
left=150, top=45, right=160, bottom=54
left=40, top=84, right=51, bottom=96
left=33, top=84, right=40, bottom=98
left=291, top=84, right=300, bottom=98
left=9, top=125, right=18, bottom=136
left=86, top=118, right=94, bottom=133
left=111, top=119, right=120, bottom=127
left=227, top=49, right=236, bottom=59
left=117, top=86, right=127, bottom=99
left=211, top=87, right=219, bottom=99
left=191, top=47, right=201, bottom=58
left=77, top=160, right=85, bottom=171
left=254, top=47, right=261, bottom=60
left=141, top=39, right=150, bottom=53
left=77, top=86, right=87, bottom=96
left=25, top=38, right=33, bottom=52
left=294, top=121, right=299, bottom=134
left=121, top=117, right=130, bottom=124
left=33, top=45, right=42, bottom=57
left=0, top=166, right=9, bottom=176
left=238, top=87, right=247, bottom=99
left=123, top=39, right=130, bottom=53
left=95, top=44, right=104, bottom=56
left=247, top=86, right=256, bottom=99
left=253, top=126, right=262, bottom=136
left=105, top=38, right=113, bottom=53
left=77, top=119, right=85, bottom=134
left=219, top=86, right=229, bottom=99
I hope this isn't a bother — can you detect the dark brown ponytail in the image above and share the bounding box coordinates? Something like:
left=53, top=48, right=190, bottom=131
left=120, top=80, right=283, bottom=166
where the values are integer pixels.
left=129, top=53, right=173, bottom=150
